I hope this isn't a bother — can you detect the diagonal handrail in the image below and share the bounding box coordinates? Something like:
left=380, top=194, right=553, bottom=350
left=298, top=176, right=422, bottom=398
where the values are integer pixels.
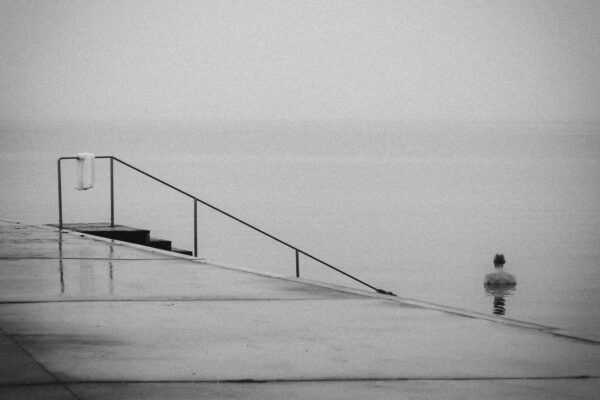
left=57, top=155, right=396, bottom=296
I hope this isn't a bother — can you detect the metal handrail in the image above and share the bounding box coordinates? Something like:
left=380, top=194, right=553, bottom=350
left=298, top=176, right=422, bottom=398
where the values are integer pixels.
left=57, top=155, right=396, bottom=296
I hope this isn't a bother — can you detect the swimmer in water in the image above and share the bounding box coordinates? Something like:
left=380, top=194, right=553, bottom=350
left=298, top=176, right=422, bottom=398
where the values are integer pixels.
left=484, top=254, right=516, bottom=286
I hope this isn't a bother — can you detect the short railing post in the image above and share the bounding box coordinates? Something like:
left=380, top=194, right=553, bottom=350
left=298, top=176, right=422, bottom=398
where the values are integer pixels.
left=110, top=157, right=115, bottom=227
left=193, top=199, right=198, bottom=257
left=295, top=249, right=300, bottom=278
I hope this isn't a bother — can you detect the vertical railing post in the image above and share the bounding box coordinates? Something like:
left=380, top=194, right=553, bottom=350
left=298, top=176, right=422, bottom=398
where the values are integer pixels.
left=110, top=157, right=115, bottom=227
left=295, top=249, right=300, bottom=277
left=194, top=199, right=198, bottom=257
left=57, top=159, right=63, bottom=229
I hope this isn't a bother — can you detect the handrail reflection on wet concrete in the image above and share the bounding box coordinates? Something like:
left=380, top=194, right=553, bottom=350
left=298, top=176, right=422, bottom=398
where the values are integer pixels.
left=57, top=155, right=396, bottom=296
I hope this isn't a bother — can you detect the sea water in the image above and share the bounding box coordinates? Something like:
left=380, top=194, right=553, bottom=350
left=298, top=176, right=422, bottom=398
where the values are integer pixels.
left=1, top=119, right=599, bottom=336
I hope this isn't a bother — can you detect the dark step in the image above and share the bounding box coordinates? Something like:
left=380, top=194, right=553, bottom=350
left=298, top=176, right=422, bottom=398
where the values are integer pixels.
left=172, top=247, right=193, bottom=256
left=148, top=237, right=172, bottom=251
left=51, top=223, right=194, bottom=256
left=52, top=223, right=150, bottom=245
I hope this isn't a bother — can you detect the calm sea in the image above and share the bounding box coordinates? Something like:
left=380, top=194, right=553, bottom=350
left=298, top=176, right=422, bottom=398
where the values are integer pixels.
left=2, top=120, right=599, bottom=336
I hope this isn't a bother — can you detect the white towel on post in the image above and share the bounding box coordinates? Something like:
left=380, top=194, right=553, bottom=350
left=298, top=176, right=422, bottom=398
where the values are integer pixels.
left=76, top=152, right=95, bottom=190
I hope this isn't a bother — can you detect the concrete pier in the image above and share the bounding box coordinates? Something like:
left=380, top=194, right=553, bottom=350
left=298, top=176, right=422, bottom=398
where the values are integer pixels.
left=1, top=219, right=599, bottom=399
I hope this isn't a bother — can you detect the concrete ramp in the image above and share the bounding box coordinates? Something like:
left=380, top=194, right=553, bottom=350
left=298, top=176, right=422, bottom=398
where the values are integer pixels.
left=1, top=220, right=599, bottom=399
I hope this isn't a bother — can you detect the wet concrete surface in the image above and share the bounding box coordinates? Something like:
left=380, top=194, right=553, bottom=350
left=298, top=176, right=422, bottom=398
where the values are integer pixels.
left=0, top=258, right=361, bottom=302
left=0, top=333, right=56, bottom=385
left=2, top=379, right=600, bottom=400
left=3, top=299, right=600, bottom=382
left=1, top=220, right=600, bottom=399
left=0, top=223, right=179, bottom=260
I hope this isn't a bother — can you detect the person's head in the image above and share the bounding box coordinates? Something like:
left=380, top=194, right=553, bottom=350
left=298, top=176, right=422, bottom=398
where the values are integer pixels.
left=494, top=254, right=506, bottom=267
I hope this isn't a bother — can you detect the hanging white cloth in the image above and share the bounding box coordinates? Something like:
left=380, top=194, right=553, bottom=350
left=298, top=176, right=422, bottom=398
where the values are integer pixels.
left=76, top=152, right=95, bottom=190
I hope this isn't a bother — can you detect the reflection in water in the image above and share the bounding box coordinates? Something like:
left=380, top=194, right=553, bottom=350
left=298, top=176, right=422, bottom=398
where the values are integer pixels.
left=109, top=261, right=114, bottom=293
left=484, top=285, right=516, bottom=316
left=57, top=260, right=116, bottom=295
left=493, top=296, right=506, bottom=315
left=109, top=244, right=114, bottom=293
left=58, top=232, right=65, bottom=293
left=79, top=246, right=96, bottom=295
left=59, top=259, right=65, bottom=293
left=79, top=260, right=96, bottom=295
left=54, top=229, right=118, bottom=294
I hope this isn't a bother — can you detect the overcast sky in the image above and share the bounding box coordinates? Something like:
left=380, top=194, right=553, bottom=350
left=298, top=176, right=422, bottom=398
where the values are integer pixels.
left=1, top=0, right=599, bottom=123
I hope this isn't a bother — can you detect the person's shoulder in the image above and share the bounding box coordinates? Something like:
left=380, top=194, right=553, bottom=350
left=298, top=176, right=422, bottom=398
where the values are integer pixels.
left=484, top=271, right=516, bottom=285
left=484, top=272, right=496, bottom=284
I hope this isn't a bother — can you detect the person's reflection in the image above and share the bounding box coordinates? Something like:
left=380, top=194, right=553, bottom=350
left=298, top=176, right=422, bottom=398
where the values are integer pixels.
left=485, top=286, right=515, bottom=315
left=493, top=296, right=506, bottom=315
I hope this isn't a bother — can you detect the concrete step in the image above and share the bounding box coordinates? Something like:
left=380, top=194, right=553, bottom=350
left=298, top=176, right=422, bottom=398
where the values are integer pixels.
left=53, top=223, right=150, bottom=245
left=172, top=247, right=193, bottom=256
left=148, top=237, right=172, bottom=251
left=53, top=223, right=194, bottom=256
